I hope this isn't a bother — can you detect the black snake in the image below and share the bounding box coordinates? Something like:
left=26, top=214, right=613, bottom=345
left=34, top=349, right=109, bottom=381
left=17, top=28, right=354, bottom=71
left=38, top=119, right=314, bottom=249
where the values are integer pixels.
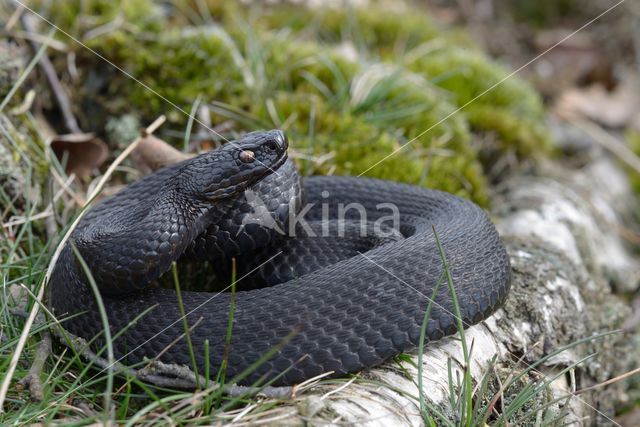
left=48, top=130, right=511, bottom=386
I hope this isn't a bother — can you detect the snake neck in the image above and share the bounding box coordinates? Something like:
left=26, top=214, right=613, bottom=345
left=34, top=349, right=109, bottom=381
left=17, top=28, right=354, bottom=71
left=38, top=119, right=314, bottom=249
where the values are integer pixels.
left=72, top=187, right=232, bottom=296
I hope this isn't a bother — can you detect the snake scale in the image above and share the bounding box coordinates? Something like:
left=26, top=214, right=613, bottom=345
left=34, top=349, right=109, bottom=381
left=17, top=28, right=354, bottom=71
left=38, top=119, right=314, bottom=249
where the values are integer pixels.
left=48, top=130, right=511, bottom=386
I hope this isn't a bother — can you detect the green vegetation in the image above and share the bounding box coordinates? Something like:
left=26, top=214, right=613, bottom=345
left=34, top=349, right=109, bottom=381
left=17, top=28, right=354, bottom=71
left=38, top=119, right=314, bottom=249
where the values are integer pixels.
left=627, top=130, right=640, bottom=197
left=1, top=0, right=568, bottom=425
left=254, top=4, right=550, bottom=158
left=35, top=0, right=551, bottom=205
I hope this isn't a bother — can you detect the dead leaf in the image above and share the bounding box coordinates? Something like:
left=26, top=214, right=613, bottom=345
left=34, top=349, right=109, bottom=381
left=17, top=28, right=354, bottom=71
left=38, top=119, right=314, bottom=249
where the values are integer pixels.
left=553, top=76, right=640, bottom=128
left=531, top=29, right=613, bottom=98
left=51, top=133, right=108, bottom=180
left=131, top=134, right=192, bottom=174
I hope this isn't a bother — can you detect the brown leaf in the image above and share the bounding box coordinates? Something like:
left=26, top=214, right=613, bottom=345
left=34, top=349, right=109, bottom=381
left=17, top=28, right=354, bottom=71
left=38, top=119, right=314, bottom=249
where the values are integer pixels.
left=531, top=29, right=613, bottom=98
left=50, top=133, right=108, bottom=180
left=130, top=134, right=192, bottom=174
left=553, top=76, right=640, bottom=128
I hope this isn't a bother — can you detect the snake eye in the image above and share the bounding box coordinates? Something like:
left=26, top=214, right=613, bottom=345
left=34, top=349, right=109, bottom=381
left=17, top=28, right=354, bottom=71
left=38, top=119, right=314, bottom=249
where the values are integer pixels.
left=240, top=150, right=255, bottom=163
left=264, top=140, right=277, bottom=151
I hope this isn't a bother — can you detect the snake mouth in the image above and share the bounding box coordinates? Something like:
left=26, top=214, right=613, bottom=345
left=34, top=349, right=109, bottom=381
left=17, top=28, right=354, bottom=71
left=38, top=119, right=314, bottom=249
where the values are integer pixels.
left=271, top=151, right=288, bottom=172
left=267, top=130, right=288, bottom=172
left=272, top=129, right=288, bottom=150
left=264, top=135, right=289, bottom=173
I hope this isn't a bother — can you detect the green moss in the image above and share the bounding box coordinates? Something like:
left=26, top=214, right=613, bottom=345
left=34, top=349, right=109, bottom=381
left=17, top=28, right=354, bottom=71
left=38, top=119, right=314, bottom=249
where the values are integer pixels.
left=626, top=130, right=640, bottom=196
left=121, top=30, right=244, bottom=107
left=246, top=4, right=551, bottom=159
left=39, top=0, right=554, bottom=206
left=33, top=0, right=162, bottom=35
left=65, top=25, right=486, bottom=202
left=252, top=91, right=486, bottom=203
left=249, top=3, right=449, bottom=55
left=405, top=46, right=551, bottom=157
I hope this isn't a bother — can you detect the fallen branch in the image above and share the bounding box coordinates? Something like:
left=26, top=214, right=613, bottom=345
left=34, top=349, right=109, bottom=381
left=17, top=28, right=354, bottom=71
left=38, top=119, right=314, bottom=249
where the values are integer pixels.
left=21, top=15, right=81, bottom=134
left=7, top=304, right=51, bottom=403
left=51, top=326, right=292, bottom=399
left=576, top=366, right=640, bottom=395
left=15, top=329, right=51, bottom=402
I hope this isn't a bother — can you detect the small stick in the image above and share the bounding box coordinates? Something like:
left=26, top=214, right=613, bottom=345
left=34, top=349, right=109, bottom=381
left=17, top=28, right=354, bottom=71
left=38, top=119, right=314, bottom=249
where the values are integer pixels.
left=570, top=119, right=640, bottom=174
left=72, top=399, right=96, bottom=417
left=4, top=2, right=25, bottom=31
left=8, top=304, right=51, bottom=403
left=51, top=326, right=292, bottom=398
left=0, top=29, right=67, bottom=51
left=15, top=330, right=51, bottom=402
left=21, top=15, right=81, bottom=134
left=575, top=366, right=640, bottom=395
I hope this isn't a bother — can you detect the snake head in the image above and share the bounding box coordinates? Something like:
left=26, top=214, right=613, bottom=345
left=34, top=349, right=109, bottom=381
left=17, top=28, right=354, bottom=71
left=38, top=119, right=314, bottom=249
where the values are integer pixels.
left=177, top=130, right=289, bottom=201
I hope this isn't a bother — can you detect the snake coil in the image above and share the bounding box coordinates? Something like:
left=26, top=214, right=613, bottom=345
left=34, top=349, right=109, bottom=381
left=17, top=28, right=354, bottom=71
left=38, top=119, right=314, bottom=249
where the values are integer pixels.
left=49, top=130, right=511, bottom=385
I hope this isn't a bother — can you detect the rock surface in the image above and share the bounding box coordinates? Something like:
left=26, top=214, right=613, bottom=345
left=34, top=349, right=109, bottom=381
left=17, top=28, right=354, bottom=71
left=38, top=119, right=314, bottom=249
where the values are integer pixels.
left=223, top=154, right=638, bottom=426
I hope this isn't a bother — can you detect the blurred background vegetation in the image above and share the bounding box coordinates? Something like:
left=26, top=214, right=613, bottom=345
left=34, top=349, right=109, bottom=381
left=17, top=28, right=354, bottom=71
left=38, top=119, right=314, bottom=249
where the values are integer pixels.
left=2, top=0, right=563, bottom=209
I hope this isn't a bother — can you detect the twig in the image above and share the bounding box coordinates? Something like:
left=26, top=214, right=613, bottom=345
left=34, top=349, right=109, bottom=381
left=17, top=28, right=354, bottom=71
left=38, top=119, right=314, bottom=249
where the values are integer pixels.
left=21, top=15, right=81, bottom=134
left=49, top=326, right=292, bottom=398
left=484, top=367, right=510, bottom=424
left=15, top=330, right=51, bottom=402
left=569, top=119, right=640, bottom=174
left=4, top=2, right=24, bottom=31
left=8, top=303, right=51, bottom=403
left=320, top=376, right=355, bottom=400
left=2, top=210, right=52, bottom=228
left=191, top=105, right=233, bottom=151
left=44, top=214, right=58, bottom=249
left=48, top=159, right=85, bottom=206
left=81, top=15, right=124, bottom=42
left=71, top=399, right=96, bottom=417
left=575, top=366, right=640, bottom=395
left=0, top=115, right=166, bottom=412
left=1, top=29, right=67, bottom=51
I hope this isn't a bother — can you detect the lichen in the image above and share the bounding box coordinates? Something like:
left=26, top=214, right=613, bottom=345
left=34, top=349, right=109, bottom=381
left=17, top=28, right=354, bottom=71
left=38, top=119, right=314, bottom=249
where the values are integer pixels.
left=0, top=41, right=24, bottom=99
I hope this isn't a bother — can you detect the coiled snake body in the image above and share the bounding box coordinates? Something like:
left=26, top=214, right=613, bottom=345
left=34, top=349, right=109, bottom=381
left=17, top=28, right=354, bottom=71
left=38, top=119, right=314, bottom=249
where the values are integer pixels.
left=49, top=130, right=511, bottom=385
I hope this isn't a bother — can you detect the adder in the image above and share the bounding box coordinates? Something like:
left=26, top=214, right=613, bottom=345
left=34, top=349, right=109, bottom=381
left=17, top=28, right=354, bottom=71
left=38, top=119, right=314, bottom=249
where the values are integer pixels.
left=48, top=130, right=511, bottom=385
